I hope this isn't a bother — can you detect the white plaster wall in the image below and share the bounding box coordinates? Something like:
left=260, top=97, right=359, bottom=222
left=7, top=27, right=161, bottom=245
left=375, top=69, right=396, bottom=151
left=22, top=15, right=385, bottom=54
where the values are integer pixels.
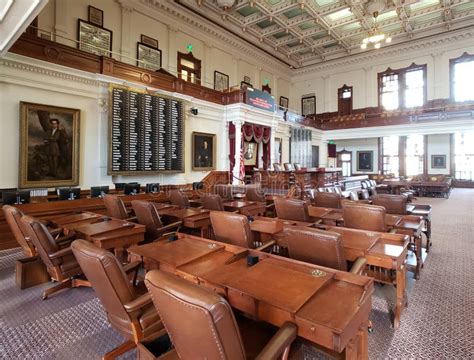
left=335, top=138, right=379, bottom=174
left=427, top=134, right=451, bottom=175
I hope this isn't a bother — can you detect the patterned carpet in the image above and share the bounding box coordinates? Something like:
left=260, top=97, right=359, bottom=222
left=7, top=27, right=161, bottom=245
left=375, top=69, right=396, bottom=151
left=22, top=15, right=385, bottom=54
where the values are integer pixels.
left=1, top=188, right=473, bottom=359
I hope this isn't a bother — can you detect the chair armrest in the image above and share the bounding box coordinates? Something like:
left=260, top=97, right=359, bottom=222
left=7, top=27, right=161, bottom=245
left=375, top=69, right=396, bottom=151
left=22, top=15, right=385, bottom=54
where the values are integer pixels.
left=122, top=260, right=141, bottom=274
left=124, top=292, right=152, bottom=313
left=160, top=221, right=182, bottom=233
left=54, top=232, right=76, bottom=244
left=255, top=240, right=276, bottom=252
left=48, top=247, right=73, bottom=260
left=349, top=257, right=367, bottom=275
left=125, top=216, right=138, bottom=222
left=256, top=322, right=297, bottom=360
left=48, top=228, right=62, bottom=237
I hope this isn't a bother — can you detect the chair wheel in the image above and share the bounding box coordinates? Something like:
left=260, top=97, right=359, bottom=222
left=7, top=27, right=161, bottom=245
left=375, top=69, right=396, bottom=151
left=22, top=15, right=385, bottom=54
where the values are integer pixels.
left=368, top=325, right=374, bottom=333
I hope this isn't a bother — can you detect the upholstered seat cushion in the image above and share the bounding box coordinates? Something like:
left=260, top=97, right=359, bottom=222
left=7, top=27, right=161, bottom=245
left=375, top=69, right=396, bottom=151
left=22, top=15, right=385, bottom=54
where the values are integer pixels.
left=59, top=255, right=82, bottom=277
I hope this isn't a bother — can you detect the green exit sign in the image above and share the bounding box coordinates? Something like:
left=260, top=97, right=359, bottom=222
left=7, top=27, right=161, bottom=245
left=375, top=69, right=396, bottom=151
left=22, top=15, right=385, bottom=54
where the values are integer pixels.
left=186, top=44, right=193, bottom=52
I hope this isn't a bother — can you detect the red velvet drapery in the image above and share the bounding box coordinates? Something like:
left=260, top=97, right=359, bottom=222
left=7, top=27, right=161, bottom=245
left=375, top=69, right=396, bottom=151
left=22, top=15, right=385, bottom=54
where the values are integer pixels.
left=229, top=122, right=271, bottom=180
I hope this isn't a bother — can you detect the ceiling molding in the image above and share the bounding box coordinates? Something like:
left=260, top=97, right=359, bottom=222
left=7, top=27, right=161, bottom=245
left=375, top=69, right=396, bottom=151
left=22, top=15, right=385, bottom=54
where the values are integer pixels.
left=292, top=25, right=474, bottom=78
left=136, top=0, right=293, bottom=78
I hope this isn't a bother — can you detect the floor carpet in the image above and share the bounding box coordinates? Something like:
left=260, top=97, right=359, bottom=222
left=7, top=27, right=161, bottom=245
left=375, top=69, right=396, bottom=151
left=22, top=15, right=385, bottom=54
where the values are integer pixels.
left=1, top=189, right=473, bottom=359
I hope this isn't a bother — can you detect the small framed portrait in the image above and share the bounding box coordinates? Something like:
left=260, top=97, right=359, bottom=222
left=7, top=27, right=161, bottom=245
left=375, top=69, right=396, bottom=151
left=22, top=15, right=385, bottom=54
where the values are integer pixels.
left=432, top=154, right=447, bottom=169
left=244, top=76, right=251, bottom=83
left=88, top=5, right=104, bottom=27
left=78, top=19, right=112, bottom=57
left=192, top=132, right=216, bottom=171
left=140, top=34, right=158, bottom=49
left=357, top=151, right=374, bottom=172
left=301, top=95, right=316, bottom=116
left=279, top=96, right=289, bottom=111
left=243, top=141, right=258, bottom=166
left=19, top=102, right=80, bottom=188
left=137, top=42, right=162, bottom=71
left=214, top=71, right=229, bottom=92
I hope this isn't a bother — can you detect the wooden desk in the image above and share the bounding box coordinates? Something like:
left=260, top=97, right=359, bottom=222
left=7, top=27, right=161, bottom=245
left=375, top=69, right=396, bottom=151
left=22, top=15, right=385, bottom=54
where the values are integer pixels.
left=409, top=204, right=432, bottom=251
left=157, top=207, right=211, bottom=237
left=0, top=193, right=169, bottom=250
left=325, top=226, right=409, bottom=330
left=129, top=234, right=373, bottom=359
left=74, top=219, right=145, bottom=256
left=50, top=211, right=103, bottom=234
left=222, top=200, right=254, bottom=212
left=392, top=216, right=423, bottom=280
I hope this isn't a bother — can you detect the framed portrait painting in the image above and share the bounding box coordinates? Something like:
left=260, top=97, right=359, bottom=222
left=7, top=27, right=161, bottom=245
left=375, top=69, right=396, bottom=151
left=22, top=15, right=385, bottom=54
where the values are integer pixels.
left=19, top=102, right=80, bottom=188
left=279, top=96, right=289, bottom=111
left=356, top=151, right=374, bottom=172
left=192, top=132, right=216, bottom=171
left=78, top=19, right=112, bottom=57
left=432, top=154, right=446, bottom=169
left=214, top=71, right=229, bottom=92
left=301, top=95, right=316, bottom=116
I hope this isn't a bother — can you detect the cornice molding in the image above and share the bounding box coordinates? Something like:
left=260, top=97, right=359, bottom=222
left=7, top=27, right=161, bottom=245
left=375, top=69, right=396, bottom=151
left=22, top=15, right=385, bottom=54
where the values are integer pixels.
left=292, top=27, right=474, bottom=78
left=136, top=0, right=292, bottom=79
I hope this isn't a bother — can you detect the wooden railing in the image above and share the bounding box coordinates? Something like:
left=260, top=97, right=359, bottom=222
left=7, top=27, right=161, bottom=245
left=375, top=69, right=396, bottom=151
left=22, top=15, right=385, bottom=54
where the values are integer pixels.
left=9, top=33, right=244, bottom=106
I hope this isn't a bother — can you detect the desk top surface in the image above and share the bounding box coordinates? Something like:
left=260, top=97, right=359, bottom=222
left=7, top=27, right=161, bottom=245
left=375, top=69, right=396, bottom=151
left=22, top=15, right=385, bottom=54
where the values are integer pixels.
left=129, top=233, right=373, bottom=338
left=52, top=211, right=102, bottom=227
left=158, top=207, right=209, bottom=219
left=74, top=219, right=139, bottom=237
left=223, top=200, right=255, bottom=208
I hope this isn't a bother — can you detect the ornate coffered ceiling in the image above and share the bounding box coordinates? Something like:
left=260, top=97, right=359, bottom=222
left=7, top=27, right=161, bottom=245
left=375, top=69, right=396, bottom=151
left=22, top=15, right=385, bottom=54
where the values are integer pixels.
left=175, top=0, right=474, bottom=68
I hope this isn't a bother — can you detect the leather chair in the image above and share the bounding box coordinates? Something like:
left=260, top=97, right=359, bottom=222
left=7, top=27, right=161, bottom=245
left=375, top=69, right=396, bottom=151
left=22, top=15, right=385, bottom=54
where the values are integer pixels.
left=2, top=205, right=64, bottom=257
left=21, top=215, right=89, bottom=299
left=313, top=192, right=341, bottom=209
left=293, top=163, right=302, bottom=171
left=200, top=194, right=225, bottom=211
left=71, top=240, right=166, bottom=360
left=131, top=200, right=181, bottom=242
left=372, top=194, right=408, bottom=215
left=168, top=190, right=189, bottom=208
left=245, top=185, right=274, bottom=215
left=274, top=197, right=313, bottom=222
left=3, top=205, right=38, bottom=257
left=358, top=189, right=371, bottom=201
left=103, top=194, right=135, bottom=220
left=145, top=270, right=297, bottom=360
left=210, top=211, right=274, bottom=251
left=273, top=163, right=283, bottom=171
left=284, top=226, right=367, bottom=275
left=214, top=184, right=234, bottom=201
left=342, top=202, right=387, bottom=232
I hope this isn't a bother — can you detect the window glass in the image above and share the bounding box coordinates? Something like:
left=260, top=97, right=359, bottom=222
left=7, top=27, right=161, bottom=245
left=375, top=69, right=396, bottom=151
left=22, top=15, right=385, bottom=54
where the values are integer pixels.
left=405, top=69, right=424, bottom=108
left=453, top=61, right=474, bottom=102
left=406, top=135, right=424, bottom=176
left=381, top=74, right=399, bottom=110
left=382, top=136, right=399, bottom=176
left=454, top=132, right=474, bottom=180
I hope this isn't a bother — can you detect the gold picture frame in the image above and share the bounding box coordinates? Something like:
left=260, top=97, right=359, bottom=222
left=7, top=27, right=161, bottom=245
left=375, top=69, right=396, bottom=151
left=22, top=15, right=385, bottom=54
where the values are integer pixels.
left=192, top=132, right=216, bottom=171
left=19, top=102, right=80, bottom=188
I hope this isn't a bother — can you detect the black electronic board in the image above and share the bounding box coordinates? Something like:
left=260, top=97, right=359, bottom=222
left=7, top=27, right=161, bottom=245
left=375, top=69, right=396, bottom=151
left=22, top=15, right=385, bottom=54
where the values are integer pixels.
left=108, top=86, right=184, bottom=174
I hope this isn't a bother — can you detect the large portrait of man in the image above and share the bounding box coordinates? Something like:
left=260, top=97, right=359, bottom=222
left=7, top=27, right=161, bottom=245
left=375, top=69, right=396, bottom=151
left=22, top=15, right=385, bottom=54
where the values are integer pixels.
left=192, top=132, right=216, bottom=171
left=19, top=102, right=80, bottom=188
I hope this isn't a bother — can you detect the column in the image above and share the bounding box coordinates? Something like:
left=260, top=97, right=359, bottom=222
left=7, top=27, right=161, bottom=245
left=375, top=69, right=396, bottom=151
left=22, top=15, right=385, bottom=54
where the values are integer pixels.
left=119, top=3, right=134, bottom=63
left=54, top=0, right=69, bottom=45
left=323, top=75, right=330, bottom=113
left=270, top=125, right=277, bottom=166
left=232, top=120, right=243, bottom=185
left=168, top=26, right=178, bottom=77
left=365, top=66, right=375, bottom=107
left=432, top=52, right=445, bottom=99
left=203, top=44, right=213, bottom=88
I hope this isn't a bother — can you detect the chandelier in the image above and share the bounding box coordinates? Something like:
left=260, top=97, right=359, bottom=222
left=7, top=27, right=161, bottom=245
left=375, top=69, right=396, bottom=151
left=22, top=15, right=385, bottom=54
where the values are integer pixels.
left=361, top=0, right=391, bottom=50
left=216, top=0, right=235, bottom=10
left=361, top=11, right=391, bottom=49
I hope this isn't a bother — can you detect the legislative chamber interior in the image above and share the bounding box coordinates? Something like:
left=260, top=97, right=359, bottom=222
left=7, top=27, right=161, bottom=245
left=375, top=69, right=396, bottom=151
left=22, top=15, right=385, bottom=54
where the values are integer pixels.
left=1, top=0, right=473, bottom=359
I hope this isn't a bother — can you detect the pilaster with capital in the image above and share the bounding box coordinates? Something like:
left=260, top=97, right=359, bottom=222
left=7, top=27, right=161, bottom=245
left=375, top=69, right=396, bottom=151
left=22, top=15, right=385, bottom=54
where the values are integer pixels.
left=119, top=3, right=134, bottom=63
left=168, top=26, right=178, bottom=76
left=365, top=66, right=375, bottom=108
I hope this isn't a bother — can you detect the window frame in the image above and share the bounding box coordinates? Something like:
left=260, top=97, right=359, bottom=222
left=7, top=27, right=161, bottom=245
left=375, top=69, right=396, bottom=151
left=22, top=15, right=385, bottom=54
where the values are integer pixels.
left=377, top=63, right=427, bottom=111
left=177, top=51, right=201, bottom=85
left=449, top=52, right=474, bottom=103
left=338, top=84, right=353, bottom=116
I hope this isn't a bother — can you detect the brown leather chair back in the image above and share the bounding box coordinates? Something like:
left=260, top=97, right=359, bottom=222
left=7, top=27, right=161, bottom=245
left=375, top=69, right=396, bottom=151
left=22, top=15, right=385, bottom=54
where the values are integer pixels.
left=214, top=184, right=233, bottom=201
left=359, top=189, right=371, bottom=200
left=210, top=211, right=254, bottom=248
left=342, top=202, right=386, bottom=232
left=169, top=190, right=189, bottom=208
left=201, top=194, right=225, bottom=211
left=131, top=200, right=164, bottom=239
left=145, top=270, right=246, bottom=360
left=372, top=194, right=407, bottom=215
left=245, top=185, right=265, bottom=203
left=314, top=192, right=341, bottom=209
left=21, top=216, right=59, bottom=271
left=71, top=239, right=138, bottom=338
left=103, top=194, right=128, bottom=219
left=284, top=226, right=347, bottom=271
left=274, top=197, right=311, bottom=222
left=2, top=205, right=36, bottom=256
